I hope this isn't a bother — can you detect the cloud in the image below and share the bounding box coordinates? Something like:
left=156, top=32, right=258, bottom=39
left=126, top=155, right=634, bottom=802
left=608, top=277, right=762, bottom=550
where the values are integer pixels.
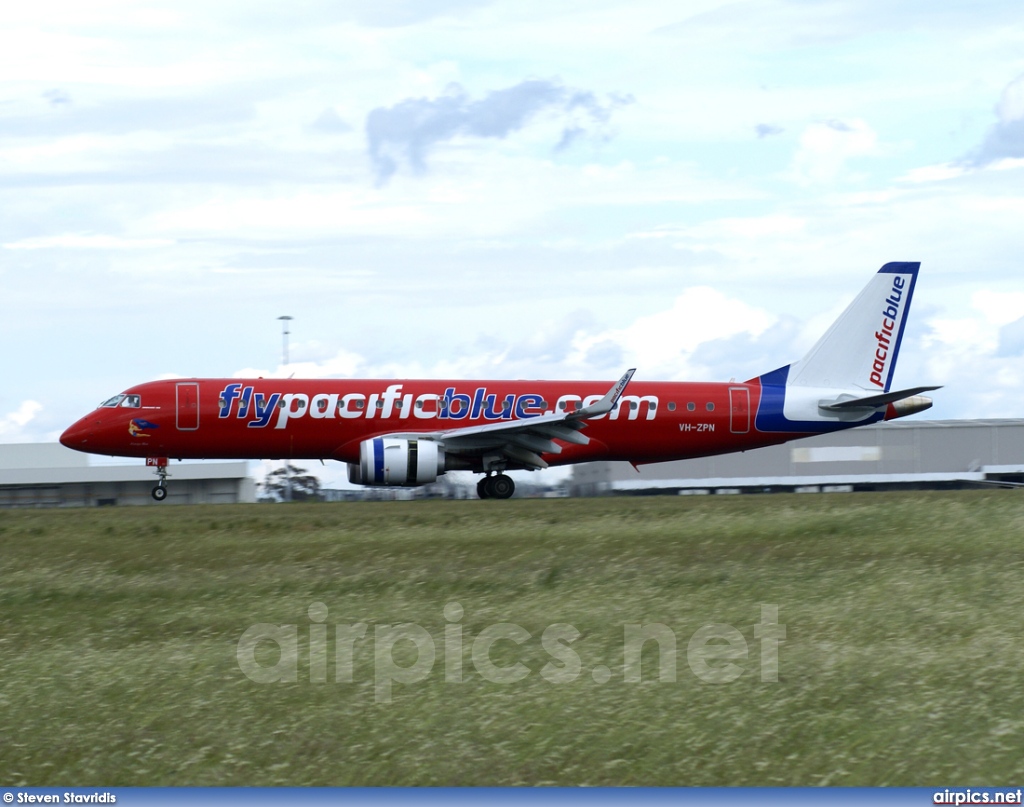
left=899, top=164, right=966, bottom=183
left=564, top=287, right=778, bottom=381
left=236, top=0, right=495, bottom=29
left=4, top=234, right=174, bottom=250
left=964, top=73, right=1024, bottom=166
left=44, top=88, right=72, bottom=106
left=309, top=107, right=352, bottom=134
left=503, top=309, right=599, bottom=366
left=790, top=118, right=878, bottom=184
left=997, top=316, right=1024, bottom=357
left=916, top=289, right=1024, bottom=417
left=555, top=125, right=587, bottom=152
left=973, top=289, right=1024, bottom=327
left=756, top=123, right=784, bottom=138
left=691, top=316, right=805, bottom=382
left=969, top=289, right=1024, bottom=357
left=365, top=79, right=633, bottom=183
left=0, top=401, right=43, bottom=441
left=233, top=346, right=364, bottom=380
left=216, top=285, right=779, bottom=388
left=0, top=92, right=257, bottom=138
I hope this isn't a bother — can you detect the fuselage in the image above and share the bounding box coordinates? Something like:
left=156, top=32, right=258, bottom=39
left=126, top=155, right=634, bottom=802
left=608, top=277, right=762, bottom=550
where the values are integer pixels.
left=58, top=263, right=937, bottom=500
left=61, top=376, right=829, bottom=469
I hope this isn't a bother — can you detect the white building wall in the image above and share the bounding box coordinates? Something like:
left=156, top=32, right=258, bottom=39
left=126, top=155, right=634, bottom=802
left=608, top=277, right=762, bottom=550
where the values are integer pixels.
left=570, top=420, right=1024, bottom=496
left=0, top=444, right=256, bottom=507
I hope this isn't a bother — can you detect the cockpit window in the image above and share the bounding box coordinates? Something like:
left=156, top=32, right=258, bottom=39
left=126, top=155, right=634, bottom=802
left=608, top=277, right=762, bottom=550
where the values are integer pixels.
left=99, top=394, right=142, bottom=408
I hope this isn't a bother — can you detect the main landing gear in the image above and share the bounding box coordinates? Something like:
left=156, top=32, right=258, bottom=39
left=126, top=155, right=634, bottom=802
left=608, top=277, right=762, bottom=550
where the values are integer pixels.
left=148, top=457, right=169, bottom=502
left=477, top=473, right=515, bottom=500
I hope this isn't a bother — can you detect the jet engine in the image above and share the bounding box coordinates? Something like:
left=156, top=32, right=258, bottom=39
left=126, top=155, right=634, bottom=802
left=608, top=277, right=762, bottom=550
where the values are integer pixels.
left=347, top=437, right=446, bottom=487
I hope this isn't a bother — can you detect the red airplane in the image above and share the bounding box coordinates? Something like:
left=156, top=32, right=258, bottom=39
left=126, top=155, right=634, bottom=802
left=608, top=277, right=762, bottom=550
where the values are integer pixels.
left=61, top=262, right=939, bottom=500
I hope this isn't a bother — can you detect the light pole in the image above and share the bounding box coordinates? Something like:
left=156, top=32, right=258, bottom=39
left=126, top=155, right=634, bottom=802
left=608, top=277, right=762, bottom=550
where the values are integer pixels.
left=277, top=315, right=294, bottom=501
left=277, top=315, right=293, bottom=367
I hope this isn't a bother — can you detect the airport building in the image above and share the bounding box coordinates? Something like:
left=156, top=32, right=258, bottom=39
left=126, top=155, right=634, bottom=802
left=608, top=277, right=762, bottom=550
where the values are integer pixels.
left=569, top=419, right=1024, bottom=496
left=0, top=443, right=256, bottom=507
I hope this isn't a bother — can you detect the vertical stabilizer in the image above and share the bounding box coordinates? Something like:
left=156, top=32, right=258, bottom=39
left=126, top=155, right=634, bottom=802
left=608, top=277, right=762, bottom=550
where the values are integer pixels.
left=786, top=262, right=920, bottom=392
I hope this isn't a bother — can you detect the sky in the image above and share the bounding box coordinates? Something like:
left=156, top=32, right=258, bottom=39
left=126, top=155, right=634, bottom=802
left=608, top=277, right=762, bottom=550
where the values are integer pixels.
left=2, top=0, right=1023, bottom=488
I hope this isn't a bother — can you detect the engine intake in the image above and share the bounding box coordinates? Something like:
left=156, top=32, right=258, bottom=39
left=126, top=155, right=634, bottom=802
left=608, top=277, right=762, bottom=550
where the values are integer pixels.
left=348, top=437, right=446, bottom=487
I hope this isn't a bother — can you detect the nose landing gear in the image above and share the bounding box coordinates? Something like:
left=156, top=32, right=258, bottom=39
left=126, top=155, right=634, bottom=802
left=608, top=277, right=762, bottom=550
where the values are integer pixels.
left=147, top=457, right=170, bottom=502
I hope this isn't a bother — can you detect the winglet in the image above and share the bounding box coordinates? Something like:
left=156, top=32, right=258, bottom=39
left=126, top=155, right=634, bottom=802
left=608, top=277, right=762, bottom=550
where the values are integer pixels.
left=574, top=368, right=636, bottom=419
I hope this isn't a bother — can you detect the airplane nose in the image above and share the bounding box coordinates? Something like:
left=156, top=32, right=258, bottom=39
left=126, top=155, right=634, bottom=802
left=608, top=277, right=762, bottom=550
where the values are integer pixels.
left=60, top=418, right=93, bottom=450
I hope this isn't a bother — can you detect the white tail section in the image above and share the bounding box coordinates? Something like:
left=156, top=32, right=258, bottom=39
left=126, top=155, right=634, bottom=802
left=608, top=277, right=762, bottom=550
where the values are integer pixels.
left=787, top=262, right=920, bottom=392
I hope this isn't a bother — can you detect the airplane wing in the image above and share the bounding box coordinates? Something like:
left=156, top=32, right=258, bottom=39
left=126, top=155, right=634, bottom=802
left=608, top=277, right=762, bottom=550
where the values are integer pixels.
left=382, top=368, right=635, bottom=469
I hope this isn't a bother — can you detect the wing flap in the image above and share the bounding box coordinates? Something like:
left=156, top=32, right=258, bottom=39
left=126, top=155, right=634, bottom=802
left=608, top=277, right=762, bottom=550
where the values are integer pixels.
left=508, top=433, right=563, bottom=455
left=540, top=423, right=590, bottom=445
left=503, top=444, right=549, bottom=469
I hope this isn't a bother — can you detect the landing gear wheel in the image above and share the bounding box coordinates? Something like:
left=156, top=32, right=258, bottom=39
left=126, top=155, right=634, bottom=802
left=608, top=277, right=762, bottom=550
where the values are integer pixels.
left=489, top=474, right=515, bottom=499
left=479, top=473, right=512, bottom=497
left=149, top=457, right=170, bottom=502
left=477, top=477, right=491, bottom=499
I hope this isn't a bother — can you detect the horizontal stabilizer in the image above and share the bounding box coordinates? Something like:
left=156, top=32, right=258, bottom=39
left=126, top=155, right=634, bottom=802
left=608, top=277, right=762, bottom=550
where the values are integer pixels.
left=819, top=385, right=942, bottom=411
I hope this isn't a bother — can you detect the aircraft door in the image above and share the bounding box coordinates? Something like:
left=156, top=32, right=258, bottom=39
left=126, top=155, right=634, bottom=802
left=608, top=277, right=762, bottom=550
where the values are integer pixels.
left=176, top=382, right=200, bottom=431
left=729, top=386, right=750, bottom=434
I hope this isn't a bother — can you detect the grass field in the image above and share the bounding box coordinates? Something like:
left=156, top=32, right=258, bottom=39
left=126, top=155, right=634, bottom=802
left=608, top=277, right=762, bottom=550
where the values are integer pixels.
left=1, top=491, right=1023, bottom=786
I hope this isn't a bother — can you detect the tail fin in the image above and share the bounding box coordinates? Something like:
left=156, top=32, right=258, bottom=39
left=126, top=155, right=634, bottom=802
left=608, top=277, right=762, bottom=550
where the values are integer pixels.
left=786, top=262, right=920, bottom=392
left=751, top=262, right=936, bottom=432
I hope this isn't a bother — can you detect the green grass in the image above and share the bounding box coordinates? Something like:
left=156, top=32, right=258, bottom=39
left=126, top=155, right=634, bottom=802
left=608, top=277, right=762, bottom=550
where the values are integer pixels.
left=1, top=491, right=1023, bottom=785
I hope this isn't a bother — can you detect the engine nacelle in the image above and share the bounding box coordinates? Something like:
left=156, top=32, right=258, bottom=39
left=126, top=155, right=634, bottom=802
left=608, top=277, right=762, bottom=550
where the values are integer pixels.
left=347, top=437, right=446, bottom=487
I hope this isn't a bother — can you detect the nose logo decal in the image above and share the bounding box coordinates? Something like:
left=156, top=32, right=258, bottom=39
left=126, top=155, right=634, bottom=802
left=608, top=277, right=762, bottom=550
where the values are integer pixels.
left=129, top=419, right=160, bottom=437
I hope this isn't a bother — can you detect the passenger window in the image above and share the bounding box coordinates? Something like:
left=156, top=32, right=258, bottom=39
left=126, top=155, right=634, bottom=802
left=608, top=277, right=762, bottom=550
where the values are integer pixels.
left=687, top=402, right=696, bottom=411
left=667, top=402, right=676, bottom=411
left=706, top=402, right=715, bottom=411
